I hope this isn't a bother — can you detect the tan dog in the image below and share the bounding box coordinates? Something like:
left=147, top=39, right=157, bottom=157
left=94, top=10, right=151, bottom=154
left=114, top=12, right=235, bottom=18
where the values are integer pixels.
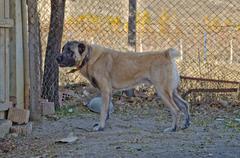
left=56, top=41, right=190, bottom=132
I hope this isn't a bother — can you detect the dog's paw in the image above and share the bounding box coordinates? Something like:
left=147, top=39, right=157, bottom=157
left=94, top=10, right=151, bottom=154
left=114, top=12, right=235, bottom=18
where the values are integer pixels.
left=93, top=123, right=104, bottom=131
left=106, top=112, right=110, bottom=120
left=163, top=127, right=177, bottom=133
left=181, top=121, right=191, bottom=130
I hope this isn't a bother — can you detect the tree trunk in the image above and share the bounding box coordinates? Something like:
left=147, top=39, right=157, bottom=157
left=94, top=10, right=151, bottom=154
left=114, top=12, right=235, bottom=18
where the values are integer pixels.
left=42, top=0, right=66, bottom=109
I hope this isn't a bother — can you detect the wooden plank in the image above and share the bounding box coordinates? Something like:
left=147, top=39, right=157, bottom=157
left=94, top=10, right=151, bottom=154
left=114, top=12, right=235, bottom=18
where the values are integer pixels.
left=0, top=112, right=6, bottom=119
left=5, top=0, right=10, bottom=103
left=28, top=0, right=41, bottom=120
left=0, top=32, right=5, bottom=103
left=21, top=0, right=30, bottom=109
left=0, top=102, right=12, bottom=111
left=9, top=0, right=16, bottom=100
left=0, top=18, right=14, bottom=28
left=0, top=0, right=6, bottom=103
left=15, top=0, right=24, bottom=109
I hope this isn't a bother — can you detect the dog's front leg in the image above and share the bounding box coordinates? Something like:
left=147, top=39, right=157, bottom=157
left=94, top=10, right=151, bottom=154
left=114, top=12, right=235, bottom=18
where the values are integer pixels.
left=93, top=89, right=111, bottom=131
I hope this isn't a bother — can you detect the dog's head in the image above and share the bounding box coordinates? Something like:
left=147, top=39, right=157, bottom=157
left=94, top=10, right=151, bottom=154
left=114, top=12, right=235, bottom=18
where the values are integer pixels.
left=56, top=41, right=87, bottom=67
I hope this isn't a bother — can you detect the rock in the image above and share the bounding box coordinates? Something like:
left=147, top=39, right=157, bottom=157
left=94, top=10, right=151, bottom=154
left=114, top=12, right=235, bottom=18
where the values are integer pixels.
left=123, top=89, right=135, bottom=97
left=56, top=132, right=78, bottom=143
left=10, top=122, right=32, bottom=136
left=87, top=97, right=114, bottom=113
left=216, top=118, right=224, bottom=121
left=0, top=119, right=12, bottom=138
left=40, top=100, right=55, bottom=116
left=7, top=133, right=19, bottom=138
left=7, top=108, right=30, bottom=124
left=234, top=118, right=240, bottom=123
left=218, top=99, right=229, bottom=107
left=68, top=108, right=73, bottom=113
left=83, top=90, right=90, bottom=97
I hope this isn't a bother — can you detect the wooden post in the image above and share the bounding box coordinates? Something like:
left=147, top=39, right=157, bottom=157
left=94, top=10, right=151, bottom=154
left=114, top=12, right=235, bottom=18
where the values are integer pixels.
left=4, top=0, right=10, bottom=104
left=0, top=0, right=11, bottom=118
left=28, top=0, right=41, bottom=120
left=22, top=0, right=30, bottom=109
left=124, top=0, right=137, bottom=97
left=0, top=0, right=10, bottom=105
left=128, top=0, right=137, bottom=52
left=15, top=0, right=24, bottom=109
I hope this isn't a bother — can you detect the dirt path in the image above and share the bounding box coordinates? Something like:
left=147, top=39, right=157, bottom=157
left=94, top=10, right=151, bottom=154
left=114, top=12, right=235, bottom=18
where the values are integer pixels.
left=1, top=100, right=239, bottom=158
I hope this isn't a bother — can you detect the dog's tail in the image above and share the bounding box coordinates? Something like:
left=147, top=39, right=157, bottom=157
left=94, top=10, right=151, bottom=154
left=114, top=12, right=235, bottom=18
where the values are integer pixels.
left=166, top=48, right=181, bottom=59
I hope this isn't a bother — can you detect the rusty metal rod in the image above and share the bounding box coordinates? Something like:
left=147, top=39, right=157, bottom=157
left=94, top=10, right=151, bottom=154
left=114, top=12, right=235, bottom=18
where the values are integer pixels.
left=182, top=88, right=238, bottom=98
left=180, top=76, right=240, bottom=85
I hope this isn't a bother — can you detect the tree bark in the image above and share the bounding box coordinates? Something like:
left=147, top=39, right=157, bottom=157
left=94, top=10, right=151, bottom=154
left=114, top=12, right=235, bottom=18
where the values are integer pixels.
left=28, top=0, right=41, bottom=120
left=42, top=0, right=66, bottom=109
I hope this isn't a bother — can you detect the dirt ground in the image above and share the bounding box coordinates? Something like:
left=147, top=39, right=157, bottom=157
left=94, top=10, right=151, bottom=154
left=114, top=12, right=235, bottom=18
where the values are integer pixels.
left=0, top=86, right=240, bottom=158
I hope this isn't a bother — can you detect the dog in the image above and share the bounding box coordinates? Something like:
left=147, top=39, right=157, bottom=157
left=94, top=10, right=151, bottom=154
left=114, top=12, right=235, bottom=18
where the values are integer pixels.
left=56, top=41, right=190, bottom=132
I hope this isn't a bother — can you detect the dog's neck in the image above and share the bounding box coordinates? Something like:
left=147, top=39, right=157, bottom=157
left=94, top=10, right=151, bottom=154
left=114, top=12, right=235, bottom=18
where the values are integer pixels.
left=79, top=45, right=92, bottom=69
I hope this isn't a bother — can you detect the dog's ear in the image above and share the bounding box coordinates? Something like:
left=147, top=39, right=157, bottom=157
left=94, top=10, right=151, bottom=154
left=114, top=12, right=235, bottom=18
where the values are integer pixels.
left=78, top=43, right=85, bottom=55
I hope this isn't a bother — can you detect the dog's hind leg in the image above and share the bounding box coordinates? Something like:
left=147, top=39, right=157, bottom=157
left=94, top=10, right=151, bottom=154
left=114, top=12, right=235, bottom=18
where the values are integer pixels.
left=155, top=86, right=181, bottom=132
left=173, top=89, right=190, bottom=129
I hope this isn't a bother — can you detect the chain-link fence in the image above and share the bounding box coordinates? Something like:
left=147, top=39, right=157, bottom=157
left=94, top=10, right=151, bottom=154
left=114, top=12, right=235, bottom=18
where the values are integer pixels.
left=35, top=0, right=240, bottom=105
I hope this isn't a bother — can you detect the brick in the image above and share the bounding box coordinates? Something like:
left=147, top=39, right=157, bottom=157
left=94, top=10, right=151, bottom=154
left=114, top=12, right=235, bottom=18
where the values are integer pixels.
left=0, top=119, right=12, bottom=138
left=0, top=102, right=13, bottom=111
left=40, top=101, right=55, bottom=116
left=0, top=112, right=6, bottom=119
left=0, top=103, right=13, bottom=119
left=39, top=98, right=48, bottom=103
left=10, top=122, right=32, bottom=136
left=58, top=92, right=64, bottom=107
left=59, top=89, right=76, bottom=107
left=7, top=108, right=30, bottom=124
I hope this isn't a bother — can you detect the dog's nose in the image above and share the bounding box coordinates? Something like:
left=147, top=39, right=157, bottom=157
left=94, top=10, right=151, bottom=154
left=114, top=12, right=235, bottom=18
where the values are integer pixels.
left=56, top=55, right=62, bottom=63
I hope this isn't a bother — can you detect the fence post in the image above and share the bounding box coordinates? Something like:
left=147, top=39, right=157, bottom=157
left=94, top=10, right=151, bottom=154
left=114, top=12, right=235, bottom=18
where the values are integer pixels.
left=124, top=0, right=137, bottom=97
left=28, top=0, right=41, bottom=120
left=22, top=0, right=30, bottom=110
left=128, top=0, right=137, bottom=51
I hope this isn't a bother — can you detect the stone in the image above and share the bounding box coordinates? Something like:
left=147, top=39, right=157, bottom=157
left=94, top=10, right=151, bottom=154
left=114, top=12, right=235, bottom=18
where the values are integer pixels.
left=0, top=102, right=13, bottom=111
left=7, top=108, right=30, bottom=124
left=87, top=97, right=114, bottom=113
left=0, top=119, right=12, bottom=138
left=0, top=102, right=13, bottom=119
left=10, top=122, right=32, bottom=136
left=40, top=101, right=55, bottom=116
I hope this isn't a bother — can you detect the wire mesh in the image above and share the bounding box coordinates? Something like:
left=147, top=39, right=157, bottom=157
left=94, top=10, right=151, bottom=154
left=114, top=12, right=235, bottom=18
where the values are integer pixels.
left=36, top=0, right=240, bottom=103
